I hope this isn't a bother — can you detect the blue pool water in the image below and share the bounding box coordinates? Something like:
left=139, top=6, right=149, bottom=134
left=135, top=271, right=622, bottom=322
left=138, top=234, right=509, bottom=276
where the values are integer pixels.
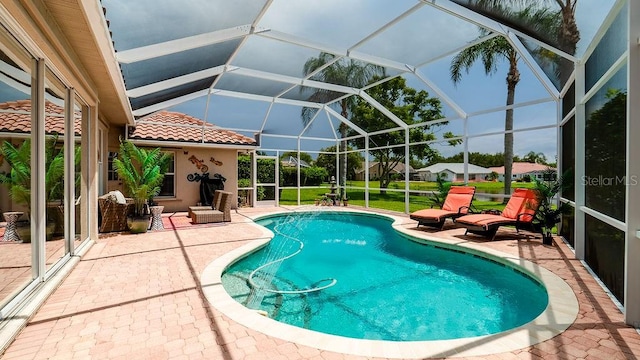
left=221, top=212, right=548, bottom=341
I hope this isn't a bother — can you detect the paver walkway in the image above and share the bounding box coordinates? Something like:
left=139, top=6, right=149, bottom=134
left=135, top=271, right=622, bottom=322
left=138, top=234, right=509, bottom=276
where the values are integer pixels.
left=1, top=206, right=639, bottom=359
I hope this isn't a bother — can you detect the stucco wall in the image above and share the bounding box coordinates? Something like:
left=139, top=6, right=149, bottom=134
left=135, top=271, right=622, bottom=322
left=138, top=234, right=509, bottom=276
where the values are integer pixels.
left=156, top=146, right=238, bottom=213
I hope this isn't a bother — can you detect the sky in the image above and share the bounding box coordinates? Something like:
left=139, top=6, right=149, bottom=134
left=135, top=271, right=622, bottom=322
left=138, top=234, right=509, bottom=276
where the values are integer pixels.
left=108, top=0, right=618, bottom=162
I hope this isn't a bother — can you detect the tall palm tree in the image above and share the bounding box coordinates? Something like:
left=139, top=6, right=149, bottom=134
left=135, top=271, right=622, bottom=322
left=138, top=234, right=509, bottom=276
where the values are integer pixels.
left=474, top=0, right=579, bottom=52
left=301, top=53, right=384, bottom=197
left=450, top=6, right=560, bottom=201
left=470, top=0, right=579, bottom=85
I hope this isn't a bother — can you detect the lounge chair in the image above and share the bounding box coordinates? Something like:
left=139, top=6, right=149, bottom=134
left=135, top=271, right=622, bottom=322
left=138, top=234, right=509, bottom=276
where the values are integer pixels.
left=410, top=186, right=476, bottom=230
left=454, top=188, right=540, bottom=240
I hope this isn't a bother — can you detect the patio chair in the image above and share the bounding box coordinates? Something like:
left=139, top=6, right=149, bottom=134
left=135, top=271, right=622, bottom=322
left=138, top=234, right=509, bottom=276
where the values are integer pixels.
left=454, top=188, right=540, bottom=241
left=191, top=191, right=232, bottom=224
left=410, top=186, right=476, bottom=230
left=188, top=190, right=223, bottom=218
left=98, top=191, right=134, bottom=233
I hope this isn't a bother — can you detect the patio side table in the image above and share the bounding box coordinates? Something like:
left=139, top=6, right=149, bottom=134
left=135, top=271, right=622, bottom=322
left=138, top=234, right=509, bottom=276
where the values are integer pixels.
left=149, top=206, right=164, bottom=231
left=3, top=211, right=24, bottom=242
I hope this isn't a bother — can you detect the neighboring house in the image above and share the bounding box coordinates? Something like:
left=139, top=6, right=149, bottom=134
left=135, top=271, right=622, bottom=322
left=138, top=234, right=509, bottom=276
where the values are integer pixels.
left=488, top=162, right=556, bottom=182
left=281, top=156, right=310, bottom=168
left=354, top=162, right=416, bottom=181
left=416, top=163, right=491, bottom=182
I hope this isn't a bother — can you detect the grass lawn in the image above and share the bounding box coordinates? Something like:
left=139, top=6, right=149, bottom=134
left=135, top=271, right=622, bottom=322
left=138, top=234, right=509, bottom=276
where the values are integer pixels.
left=278, top=180, right=536, bottom=213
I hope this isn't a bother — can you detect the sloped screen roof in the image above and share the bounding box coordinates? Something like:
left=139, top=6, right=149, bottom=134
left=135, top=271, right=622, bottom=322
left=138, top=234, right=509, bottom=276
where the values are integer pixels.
left=101, top=0, right=615, bottom=144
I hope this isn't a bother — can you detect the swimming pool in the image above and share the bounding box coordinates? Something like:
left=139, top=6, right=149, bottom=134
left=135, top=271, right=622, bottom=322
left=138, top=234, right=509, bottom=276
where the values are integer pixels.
left=221, top=211, right=548, bottom=341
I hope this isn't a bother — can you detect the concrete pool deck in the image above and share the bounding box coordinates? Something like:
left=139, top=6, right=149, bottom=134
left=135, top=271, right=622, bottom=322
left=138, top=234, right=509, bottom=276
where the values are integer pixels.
left=2, top=206, right=640, bottom=359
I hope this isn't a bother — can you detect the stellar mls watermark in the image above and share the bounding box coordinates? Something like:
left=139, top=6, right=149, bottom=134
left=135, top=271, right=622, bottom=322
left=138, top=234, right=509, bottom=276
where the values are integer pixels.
left=582, top=175, right=638, bottom=186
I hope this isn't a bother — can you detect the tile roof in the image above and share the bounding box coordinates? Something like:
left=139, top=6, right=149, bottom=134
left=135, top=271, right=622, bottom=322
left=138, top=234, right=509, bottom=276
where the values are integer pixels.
left=0, top=100, right=81, bottom=135
left=489, top=162, right=555, bottom=175
left=416, top=163, right=491, bottom=174
left=129, top=111, right=257, bottom=146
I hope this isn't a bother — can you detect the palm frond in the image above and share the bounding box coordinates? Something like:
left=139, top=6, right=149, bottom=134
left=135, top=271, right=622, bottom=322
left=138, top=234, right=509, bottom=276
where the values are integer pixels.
left=112, top=139, right=170, bottom=216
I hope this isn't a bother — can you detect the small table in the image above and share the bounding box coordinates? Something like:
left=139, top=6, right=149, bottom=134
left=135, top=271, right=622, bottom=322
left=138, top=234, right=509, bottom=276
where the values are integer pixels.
left=149, top=206, right=164, bottom=231
left=3, top=211, right=24, bottom=242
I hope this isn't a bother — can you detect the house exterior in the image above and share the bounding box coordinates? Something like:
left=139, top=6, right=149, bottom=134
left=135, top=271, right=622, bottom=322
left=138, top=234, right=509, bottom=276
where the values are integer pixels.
left=1, top=0, right=640, bottom=351
left=120, top=111, right=257, bottom=212
left=0, top=100, right=82, bottom=215
left=488, top=162, right=556, bottom=182
left=354, top=162, right=415, bottom=181
left=0, top=103, right=257, bottom=214
left=416, top=163, right=491, bottom=182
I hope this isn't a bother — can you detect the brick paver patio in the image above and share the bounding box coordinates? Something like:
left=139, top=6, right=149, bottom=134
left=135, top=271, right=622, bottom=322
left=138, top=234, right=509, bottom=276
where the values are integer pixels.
left=1, top=206, right=639, bottom=359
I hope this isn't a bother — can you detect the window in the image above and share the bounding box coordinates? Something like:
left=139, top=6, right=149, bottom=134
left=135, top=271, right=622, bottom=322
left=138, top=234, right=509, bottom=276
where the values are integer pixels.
left=107, top=152, right=118, bottom=180
left=158, top=151, right=175, bottom=197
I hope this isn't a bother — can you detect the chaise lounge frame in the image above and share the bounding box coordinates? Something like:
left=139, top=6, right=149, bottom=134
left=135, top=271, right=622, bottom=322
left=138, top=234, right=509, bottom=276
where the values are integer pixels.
left=454, top=188, right=540, bottom=241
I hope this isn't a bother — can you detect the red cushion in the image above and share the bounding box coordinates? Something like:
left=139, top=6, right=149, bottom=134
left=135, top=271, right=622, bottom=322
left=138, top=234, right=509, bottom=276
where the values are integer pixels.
left=411, top=209, right=459, bottom=222
left=441, top=186, right=475, bottom=212
left=501, top=188, right=539, bottom=222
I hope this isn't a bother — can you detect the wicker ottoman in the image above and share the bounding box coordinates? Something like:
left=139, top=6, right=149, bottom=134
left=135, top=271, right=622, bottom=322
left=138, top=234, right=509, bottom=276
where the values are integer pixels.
left=188, top=205, right=212, bottom=218
left=191, top=210, right=224, bottom=224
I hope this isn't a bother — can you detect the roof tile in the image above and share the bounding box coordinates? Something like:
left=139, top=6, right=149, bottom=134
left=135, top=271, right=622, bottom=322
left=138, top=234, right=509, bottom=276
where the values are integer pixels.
left=129, top=111, right=256, bottom=146
left=488, top=162, right=555, bottom=175
left=0, top=100, right=81, bottom=135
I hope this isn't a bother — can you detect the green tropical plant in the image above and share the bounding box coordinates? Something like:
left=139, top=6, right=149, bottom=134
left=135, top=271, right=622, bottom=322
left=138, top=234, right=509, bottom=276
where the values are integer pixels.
left=450, top=5, right=560, bottom=203
left=112, top=139, right=171, bottom=218
left=532, top=168, right=572, bottom=244
left=0, top=135, right=80, bottom=219
left=430, top=173, right=452, bottom=208
left=0, top=140, right=31, bottom=210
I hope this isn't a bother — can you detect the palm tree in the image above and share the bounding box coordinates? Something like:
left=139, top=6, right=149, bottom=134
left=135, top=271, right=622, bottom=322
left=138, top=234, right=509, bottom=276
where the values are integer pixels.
left=0, top=135, right=80, bottom=217
left=113, top=139, right=171, bottom=219
left=471, top=0, right=579, bottom=85
left=301, top=52, right=384, bottom=198
left=451, top=33, right=519, bottom=200
left=450, top=6, right=560, bottom=201
left=523, top=151, right=547, bottom=164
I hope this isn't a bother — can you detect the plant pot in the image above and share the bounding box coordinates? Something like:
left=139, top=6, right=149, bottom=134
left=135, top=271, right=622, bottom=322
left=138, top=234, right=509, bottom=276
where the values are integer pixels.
left=541, top=228, right=554, bottom=245
left=127, top=216, right=151, bottom=234
left=343, top=200, right=348, bottom=207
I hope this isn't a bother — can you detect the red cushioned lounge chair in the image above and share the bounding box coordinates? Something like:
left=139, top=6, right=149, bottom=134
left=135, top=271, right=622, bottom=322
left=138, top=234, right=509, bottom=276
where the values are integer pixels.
left=454, top=188, right=540, bottom=241
left=410, top=186, right=476, bottom=230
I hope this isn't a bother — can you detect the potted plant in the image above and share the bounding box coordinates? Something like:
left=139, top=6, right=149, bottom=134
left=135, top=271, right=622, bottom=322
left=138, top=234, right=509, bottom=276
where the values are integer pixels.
left=532, top=169, right=572, bottom=245
left=112, top=139, right=171, bottom=234
left=0, top=135, right=78, bottom=242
